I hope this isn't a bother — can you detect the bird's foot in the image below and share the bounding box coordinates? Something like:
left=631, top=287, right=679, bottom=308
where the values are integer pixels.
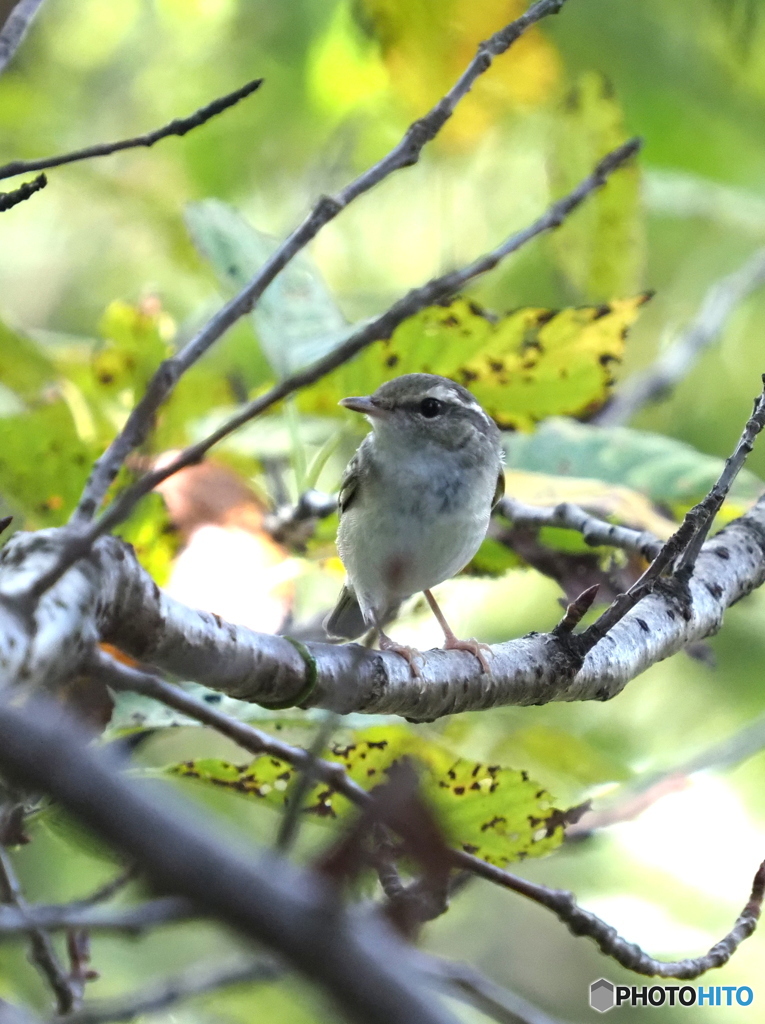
left=377, top=631, right=424, bottom=678
left=442, top=634, right=493, bottom=675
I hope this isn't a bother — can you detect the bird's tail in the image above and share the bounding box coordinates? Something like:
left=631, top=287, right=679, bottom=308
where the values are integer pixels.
left=324, top=584, right=368, bottom=640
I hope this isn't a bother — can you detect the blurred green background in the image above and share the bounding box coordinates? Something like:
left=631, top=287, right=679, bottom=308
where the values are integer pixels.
left=3, top=0, right=765, bottom=1022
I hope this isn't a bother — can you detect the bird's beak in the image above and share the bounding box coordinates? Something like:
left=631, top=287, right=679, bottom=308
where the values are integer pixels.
left=339, top=395, right=386, bottom=418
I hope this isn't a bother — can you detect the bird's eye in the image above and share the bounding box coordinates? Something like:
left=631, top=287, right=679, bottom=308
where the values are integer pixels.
left=419, top=397, right=443, bottom=418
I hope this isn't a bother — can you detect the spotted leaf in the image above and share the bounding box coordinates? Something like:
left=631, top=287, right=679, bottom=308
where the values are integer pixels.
left=299, top=294, right=650, bottom=429
left=168, top=725, right=572, bottom=865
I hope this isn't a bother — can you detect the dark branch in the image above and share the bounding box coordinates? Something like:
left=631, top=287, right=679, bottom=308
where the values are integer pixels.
left=453, top=850, right=765, bottom=979
left=0, top=847, right=75, bottom=1012
left=0, top=897, right=193, bottom=936
left=0, top=80, right=263, bottom=181
left=70, top=0, right=574, bottom=525
left=0, top=697, right=459, bottom=1024
left=91, top=652, right=368, bottom=806
left=47, top=958, right=280, bottom=1024
left=0, top=173, right=46, bottom=212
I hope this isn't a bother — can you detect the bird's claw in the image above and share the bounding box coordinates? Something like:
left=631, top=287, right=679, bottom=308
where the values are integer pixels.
left=442, top=635, right=493, bottom=675
left=378, top=634, right=424, bottom=678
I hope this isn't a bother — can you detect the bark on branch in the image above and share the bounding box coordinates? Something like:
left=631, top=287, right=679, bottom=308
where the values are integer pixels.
left=3, top=486, right=764, bottom=718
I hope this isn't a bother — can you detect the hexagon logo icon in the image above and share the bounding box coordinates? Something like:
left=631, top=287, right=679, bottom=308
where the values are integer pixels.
left=590, top=978, right=616, bottom=1013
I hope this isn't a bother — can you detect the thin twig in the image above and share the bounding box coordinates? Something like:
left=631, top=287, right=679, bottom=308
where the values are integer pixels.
left=0, top=847, right=75, bottom=1013
left=70, top=0, right=572, bottom=526
left=0, top=0, right=47, bottom=75
left=580, top=378, right=765, bottom=650
left=45, top=958, right=280, bottom=1024
left=0, top=173, right=46, bottom=212
left=0, top=897, right=193, bottom=937
left=0, top=80, right=263, bottom=181
left=675, top=380, right=765, bottom=573
left=90, top=651, right=369, bottom=807
left=31, top=137, right=642, bottom=605
left=497, top=497, right=662, bottom=560
left=598, top=248, right=765, bottom=426
left=69, top=868, right=137, bottom=908
left=452, top=850, right=765, bottom=979
left=276, top=713, right=340, bottom=853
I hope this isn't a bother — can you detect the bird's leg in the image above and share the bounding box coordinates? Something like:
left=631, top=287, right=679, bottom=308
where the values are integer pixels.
left=423, top=589, right=492, bottom=674
left=372, top=616, right=424, bottom=678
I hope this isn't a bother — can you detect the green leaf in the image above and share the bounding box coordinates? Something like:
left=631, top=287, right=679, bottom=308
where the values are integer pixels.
left=549, top=72, right=645, bottom=301
left=0, top=403, right=96, bottom=527
left=504, top=417, right=764, bottom=514
left=169, top=724, right=571, bottom=865
left=298, top=295, right=650, bottom=430
left=185, top=200, right=351, bottom=377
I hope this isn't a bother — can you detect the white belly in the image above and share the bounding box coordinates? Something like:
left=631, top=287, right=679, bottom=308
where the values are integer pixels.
left=337, top=445, right=495, bottom=623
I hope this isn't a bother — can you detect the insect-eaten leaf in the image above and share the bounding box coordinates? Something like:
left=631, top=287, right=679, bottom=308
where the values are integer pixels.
left=169, top=725, right=575, bottom=865
left=299, top=294, right=650, bottom=429
left=549, top=72, right=645, bottom=301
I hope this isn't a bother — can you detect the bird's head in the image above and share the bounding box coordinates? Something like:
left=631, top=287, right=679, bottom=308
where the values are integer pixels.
left=339, top=373, right=499, bottom=455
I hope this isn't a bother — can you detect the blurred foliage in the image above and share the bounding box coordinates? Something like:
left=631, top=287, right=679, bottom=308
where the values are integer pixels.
left=5, top=0, right=765, bottom=1021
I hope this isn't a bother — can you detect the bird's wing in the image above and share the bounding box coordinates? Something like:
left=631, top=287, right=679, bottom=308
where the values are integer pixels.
left=338, top=452, right=359, bottom=514
left=492, top=468, right=505, bottom=509
left=338, top=436, right=373, bottom=514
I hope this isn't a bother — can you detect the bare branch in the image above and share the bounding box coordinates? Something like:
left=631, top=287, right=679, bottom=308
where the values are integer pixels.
left=581, top=380, right=765, bottom=650
left=30, top=136, right=643, bottom=606
left=598, top=248, right=765, bottom=426
left=47, top=958, right=280, bottom=1024
left=0, top=897, right=193, bottom=937
left=675, top=381, right=765, bottom=572
left=497, top=497, right=662, bottom=560
left=0, top=173, right=46, bottom=212
left=2, top=479, right=764, bottom=721
left=0, top=80, right=263, bottom=182
left=453, top=850, right=765, bottom=979
left=71, top=867, right=137, bottom=908
left=74, top=485, right=762, bottom=717
left=0, top=0, right=46, bottom=75
left=0, top=847, right=75, bottom=1013
left=70, top=0, right=574, bottom=525
left=0, top=697, right=460, bottom=1024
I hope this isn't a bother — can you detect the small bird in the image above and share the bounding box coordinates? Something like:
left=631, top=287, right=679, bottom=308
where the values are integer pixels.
left=325, top=373, right=504, bottom=674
